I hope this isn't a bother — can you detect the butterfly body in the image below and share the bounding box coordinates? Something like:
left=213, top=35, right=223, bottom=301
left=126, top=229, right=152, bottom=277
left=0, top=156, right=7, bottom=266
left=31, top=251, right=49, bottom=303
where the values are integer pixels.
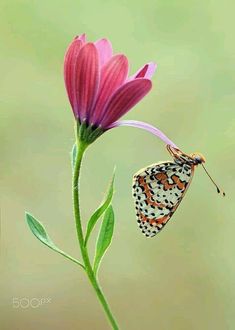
left=132, top=145, right=205, bottom=237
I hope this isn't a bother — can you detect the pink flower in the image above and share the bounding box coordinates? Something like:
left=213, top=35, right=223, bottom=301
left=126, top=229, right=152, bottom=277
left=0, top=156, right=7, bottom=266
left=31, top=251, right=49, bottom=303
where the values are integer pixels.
left=64, top=34, right=177, bottom=147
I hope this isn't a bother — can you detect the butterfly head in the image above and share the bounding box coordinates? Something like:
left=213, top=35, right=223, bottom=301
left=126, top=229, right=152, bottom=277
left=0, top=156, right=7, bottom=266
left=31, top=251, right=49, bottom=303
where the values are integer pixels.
left=190, top=152, right=206, bottom=165
left=166, top=145, right=225, bottom=196
left=167, top=145, right=206, bottom=166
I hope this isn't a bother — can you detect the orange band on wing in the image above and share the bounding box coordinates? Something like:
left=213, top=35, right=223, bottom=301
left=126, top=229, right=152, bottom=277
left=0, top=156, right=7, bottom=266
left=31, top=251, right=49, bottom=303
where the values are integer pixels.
left=139, top=212, right=169, bottom=226
left=138, top=177, right=165, bottom=207
left=156, top=173, right=187, bottom=191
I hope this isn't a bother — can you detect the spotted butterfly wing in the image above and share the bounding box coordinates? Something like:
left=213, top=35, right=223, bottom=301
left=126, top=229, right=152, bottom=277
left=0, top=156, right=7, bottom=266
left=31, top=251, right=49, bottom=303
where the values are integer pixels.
left=132, top=159, right=194, bottom=237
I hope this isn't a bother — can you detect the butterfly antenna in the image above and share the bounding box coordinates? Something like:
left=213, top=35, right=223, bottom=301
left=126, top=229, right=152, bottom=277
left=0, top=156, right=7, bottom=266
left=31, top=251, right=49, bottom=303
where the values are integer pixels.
left=201, top=163, right=225, bottom=196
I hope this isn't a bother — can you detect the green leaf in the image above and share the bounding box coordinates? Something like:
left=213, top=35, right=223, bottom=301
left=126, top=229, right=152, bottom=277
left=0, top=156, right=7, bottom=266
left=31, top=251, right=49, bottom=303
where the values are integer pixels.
left=84, top=169, right=115, bottom=246
left=71, top=143, right=77, bottom=169
left=93, top=205, right=115, bottom=276
left=25, top=212, right=84, bottom=269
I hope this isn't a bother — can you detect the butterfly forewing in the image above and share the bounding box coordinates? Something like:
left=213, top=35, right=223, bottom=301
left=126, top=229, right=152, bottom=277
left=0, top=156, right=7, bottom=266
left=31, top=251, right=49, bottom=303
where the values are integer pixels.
left=132, top=160, right=194, bottom=237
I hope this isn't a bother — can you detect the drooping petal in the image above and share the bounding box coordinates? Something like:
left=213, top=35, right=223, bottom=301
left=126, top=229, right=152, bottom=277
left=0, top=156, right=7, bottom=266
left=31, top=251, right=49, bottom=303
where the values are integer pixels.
left=100, top=79, right=152, bottom=128
left=64, top=38, right=84, bottom=117
left=131, top=62, right=157, bottom=80
left=109, top=120, right=178, bottom=148
left=89, top=54, right=129, bottom=124
left=95, top=38, right=113, bottom=66
left=75, top=43, right=100, bottom=121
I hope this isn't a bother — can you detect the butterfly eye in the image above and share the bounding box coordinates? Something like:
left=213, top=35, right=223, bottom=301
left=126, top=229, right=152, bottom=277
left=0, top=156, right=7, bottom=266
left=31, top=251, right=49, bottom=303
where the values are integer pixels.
left=194, top=156, right=202, bottom=164
left=191, top=153, right=206, bottom=164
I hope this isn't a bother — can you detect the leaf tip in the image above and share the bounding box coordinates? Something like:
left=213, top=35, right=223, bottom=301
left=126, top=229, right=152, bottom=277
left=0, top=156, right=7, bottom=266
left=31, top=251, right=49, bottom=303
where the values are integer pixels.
left=112, top=166, right=116, bottom=179
left=25, top=211, right=33, bottom=223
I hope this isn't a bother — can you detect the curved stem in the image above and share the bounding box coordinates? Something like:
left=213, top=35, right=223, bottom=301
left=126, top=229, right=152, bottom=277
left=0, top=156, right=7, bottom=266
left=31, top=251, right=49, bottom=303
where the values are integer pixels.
left=73, top=139, right=119, bottom=330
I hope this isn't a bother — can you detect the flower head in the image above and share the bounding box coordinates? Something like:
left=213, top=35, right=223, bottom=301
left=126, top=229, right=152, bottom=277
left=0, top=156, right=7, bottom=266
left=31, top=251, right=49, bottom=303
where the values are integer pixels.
left=64, top=34, right=177, bottom=148
left=64, top=34, right=156, bottom=143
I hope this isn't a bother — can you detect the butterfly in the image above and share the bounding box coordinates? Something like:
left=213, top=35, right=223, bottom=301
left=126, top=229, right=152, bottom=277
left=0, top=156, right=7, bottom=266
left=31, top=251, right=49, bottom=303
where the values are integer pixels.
left=132, top=145, right=225, bottom=238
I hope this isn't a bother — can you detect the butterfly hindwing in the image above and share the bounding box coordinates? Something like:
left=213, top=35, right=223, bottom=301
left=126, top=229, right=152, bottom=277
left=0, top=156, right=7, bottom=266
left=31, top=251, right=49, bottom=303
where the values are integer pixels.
left=132, top=160, right=194, bottom=237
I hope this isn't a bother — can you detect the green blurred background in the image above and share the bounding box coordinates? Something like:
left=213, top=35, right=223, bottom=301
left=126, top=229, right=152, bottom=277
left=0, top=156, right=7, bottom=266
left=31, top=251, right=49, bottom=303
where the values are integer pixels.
left=1, top=0, right=234, bottom=329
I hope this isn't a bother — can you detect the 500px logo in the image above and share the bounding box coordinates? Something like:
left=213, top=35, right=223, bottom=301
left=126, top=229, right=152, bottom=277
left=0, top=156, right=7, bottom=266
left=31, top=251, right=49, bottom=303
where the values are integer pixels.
left=12, top=297, right=52, bottom=309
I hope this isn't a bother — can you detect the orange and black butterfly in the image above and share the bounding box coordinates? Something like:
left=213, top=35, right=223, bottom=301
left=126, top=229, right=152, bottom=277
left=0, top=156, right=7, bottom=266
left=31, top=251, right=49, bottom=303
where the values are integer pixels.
left=132, top=145, right=225, bottom=237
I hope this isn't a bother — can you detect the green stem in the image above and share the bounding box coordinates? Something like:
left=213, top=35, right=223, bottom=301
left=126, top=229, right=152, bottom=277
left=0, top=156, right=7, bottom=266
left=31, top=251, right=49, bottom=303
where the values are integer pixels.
left=73, top=139, right=119, bottom=330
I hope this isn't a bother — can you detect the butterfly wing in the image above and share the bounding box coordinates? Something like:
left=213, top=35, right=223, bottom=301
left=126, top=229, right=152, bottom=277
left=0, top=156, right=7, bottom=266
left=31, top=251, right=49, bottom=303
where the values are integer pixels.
left=132, top=161, right=194, bottom=237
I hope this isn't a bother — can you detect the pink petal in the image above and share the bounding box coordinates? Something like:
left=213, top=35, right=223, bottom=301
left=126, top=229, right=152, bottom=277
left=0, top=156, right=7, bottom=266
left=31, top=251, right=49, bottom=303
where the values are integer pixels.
left=131, top=62, right=157, bottom=80
left=100, top=79, right=152, bottom=128
left=95, top=38, right=113, bottom=66
left=89, top=54, right=129, bottom=124
left=109, top=120, right=178, bottom=148
left=64, top=38, right=83, bottom=117
left=75, top=43, right=100, bottom=121
left=77, top=33, right=86, bottom=43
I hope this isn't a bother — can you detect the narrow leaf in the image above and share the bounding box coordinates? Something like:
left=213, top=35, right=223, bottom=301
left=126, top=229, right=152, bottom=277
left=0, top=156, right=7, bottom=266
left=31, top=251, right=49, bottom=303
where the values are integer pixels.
left=93, top=205, right=115, bottom=276
left=25, top=212, right=84, bottom=268
left=71, top=143, right=77, bottom=169
left=84, top=169, right=115, bottom=246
